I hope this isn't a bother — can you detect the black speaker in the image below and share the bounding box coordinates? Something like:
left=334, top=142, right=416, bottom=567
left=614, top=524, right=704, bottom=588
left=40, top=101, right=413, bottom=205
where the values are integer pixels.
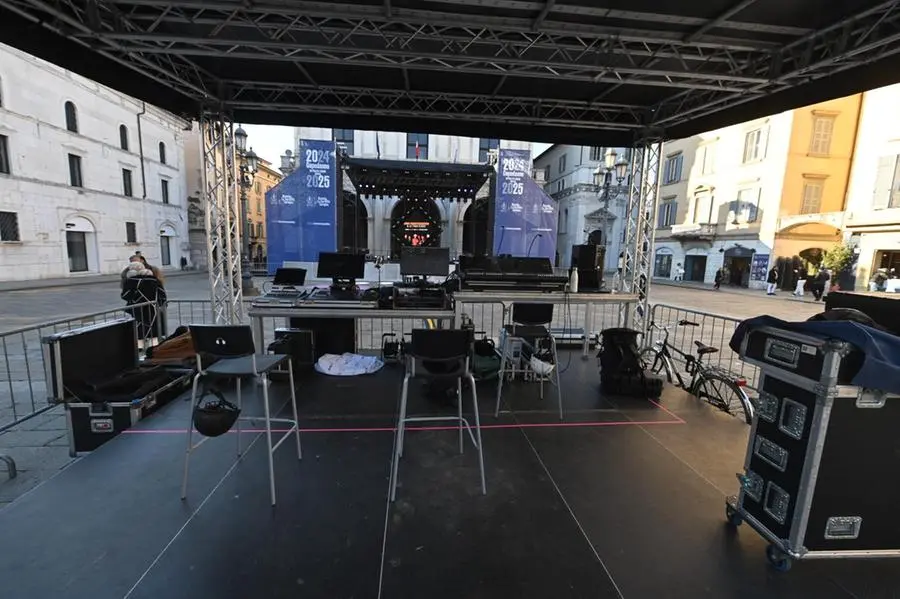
left=572, top=244, right=604, bottom=270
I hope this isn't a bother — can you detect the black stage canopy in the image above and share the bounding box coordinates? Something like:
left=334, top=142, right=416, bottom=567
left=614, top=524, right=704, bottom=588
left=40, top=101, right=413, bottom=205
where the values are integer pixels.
left=2, top=0, right=900, bottom=145
left=342, top=157, right=492, bottom=199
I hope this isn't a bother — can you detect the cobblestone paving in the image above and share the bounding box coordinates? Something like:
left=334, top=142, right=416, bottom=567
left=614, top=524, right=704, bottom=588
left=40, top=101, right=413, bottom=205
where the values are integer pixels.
left=0, top=276, right=823, bottom=507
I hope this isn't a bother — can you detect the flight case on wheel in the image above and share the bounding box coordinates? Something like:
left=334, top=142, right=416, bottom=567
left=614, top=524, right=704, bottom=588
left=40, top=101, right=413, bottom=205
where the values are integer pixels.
left=726, top=325, right=900, bottom=571
left=43, top=318, right=191, bottom=455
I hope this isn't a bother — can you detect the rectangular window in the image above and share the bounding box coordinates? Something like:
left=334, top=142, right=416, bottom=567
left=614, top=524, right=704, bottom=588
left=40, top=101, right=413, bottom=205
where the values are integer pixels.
left=478, top=138, right=500, bottom=162
left=589, top=146, right=603, bottom=161
left=334, top=128, right=355, bottom=156
left=256, top=199, right=262, bottom=214
left=556, top=179, right=565, bottom=193
left=809, top=115, right=835, bottom=156
left=735, top=188, right=760, bottom=223
left=558, top=154, right=567, bottom=173
left=161, top=179, right=170, bottom=204
left=406, top=133, right=428, bottom=160
left=122, top=169, right=133, bottom=197
left=662, top=153, right=683, bottom=185
left=801, top=178, right=824, bottom=214
left=68, top=154, right=83, bottom=187
left=0, top=211, right=20, bottom=242
left=0, top=135, right=10, bottom=175
left=657, top=199, right=677, bottom=228
left=654, top=253, right=672, bottom=278
left=125, top=221, right=137, bottom=243
left=743, top=129, right=764, bottom=163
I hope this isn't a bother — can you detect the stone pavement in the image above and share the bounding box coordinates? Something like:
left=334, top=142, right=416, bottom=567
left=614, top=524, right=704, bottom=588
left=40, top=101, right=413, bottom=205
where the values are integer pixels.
left=0, top=275, right=824, bottom=509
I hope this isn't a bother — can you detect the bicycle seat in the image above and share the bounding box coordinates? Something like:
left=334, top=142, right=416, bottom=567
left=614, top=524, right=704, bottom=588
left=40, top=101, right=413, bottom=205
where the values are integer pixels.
left=694, top=340, right=719, bottom=356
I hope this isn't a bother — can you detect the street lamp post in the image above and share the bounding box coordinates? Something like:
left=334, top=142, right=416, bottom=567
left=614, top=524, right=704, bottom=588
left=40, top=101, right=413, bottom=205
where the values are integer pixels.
left=593, top=149, right=629, bottom=274
left=280, top=149, right=297, bottom=175
left=233, top=126, right=259, bottom=293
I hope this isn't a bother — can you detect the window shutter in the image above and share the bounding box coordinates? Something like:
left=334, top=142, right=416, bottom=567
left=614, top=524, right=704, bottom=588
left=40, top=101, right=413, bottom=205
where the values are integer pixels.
left=873, top=155, right=898, bottom=210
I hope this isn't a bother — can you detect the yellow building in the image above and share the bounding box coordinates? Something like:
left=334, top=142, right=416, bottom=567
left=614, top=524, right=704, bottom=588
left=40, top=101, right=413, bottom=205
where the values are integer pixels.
left=772, top=94, right=863, bottom=263
left=653, top=94, right=862, bottom=289
left=247, top=158, right=282, bottom=265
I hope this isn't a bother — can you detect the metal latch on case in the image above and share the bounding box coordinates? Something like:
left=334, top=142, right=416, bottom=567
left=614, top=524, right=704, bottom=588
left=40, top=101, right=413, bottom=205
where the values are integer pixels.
left=856, top=388, right=887, bottom=409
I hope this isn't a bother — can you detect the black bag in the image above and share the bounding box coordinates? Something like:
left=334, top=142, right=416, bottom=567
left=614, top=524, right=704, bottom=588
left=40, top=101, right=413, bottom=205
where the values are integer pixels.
left=598, top=328, right=642, bottom=375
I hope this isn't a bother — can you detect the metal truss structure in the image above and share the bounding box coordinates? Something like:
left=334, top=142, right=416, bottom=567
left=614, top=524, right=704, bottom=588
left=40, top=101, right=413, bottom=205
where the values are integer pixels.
left=620, top=141, right=662, bottom=334
left=3, top=0, right=900, bottom=322
left=3, top=0, right=900, bottom=139
left=200, top=116, right=244, bottom=324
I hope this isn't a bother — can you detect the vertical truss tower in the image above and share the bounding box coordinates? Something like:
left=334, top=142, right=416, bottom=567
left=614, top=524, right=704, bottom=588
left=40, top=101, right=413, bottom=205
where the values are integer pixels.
left=201, top=114, right=244, bottom=324
left=620, top=139, right=662, bottom=334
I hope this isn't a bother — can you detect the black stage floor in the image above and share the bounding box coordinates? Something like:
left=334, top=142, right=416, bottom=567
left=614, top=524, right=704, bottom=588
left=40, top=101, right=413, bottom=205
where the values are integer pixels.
left=2, top=352, right=899, bottom=598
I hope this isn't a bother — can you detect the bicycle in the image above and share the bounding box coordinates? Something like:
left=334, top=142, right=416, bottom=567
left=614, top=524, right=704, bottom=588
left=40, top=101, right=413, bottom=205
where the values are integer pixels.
left=639, top=320, right=754, bottom=424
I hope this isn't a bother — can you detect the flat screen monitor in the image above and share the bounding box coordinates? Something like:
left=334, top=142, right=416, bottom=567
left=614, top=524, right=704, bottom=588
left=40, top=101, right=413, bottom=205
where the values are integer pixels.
left=317, top=252, right=366, bottom=280
left=400, top=247, right=451, bottom=276
left=272, top=267, right=307, bottom=286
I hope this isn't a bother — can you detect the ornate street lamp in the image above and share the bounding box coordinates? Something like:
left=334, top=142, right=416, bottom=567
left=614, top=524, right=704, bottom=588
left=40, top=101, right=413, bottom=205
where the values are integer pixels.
left=234, top=124, right=258, bottom=293
left=280, top=149, right=297, bottom=175
left=592, top=149, right=629, bottom=273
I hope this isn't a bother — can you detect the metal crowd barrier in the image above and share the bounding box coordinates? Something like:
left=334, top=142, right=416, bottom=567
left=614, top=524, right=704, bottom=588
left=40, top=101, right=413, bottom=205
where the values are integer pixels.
left=0, top=301, right=161, bottom=433
left=647, top=303, right=761, bottom=392
left=0, top=298, right=750, bottom=434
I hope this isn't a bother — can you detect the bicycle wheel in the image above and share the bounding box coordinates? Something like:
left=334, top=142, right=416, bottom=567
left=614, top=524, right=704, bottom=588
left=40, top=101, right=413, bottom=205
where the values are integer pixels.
left=691, top=372, right=753, bottom=424
left=639, top=348, right=671, bottom=382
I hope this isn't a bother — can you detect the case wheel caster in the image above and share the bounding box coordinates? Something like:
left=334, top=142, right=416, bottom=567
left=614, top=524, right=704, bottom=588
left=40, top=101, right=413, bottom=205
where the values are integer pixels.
left=766, top=545, right=792, bottom=572
left=725, top=504, right=743, bottom=527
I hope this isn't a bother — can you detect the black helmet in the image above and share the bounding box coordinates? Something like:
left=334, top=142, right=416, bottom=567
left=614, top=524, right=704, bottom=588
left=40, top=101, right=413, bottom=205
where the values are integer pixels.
left=192, top=388, right=241, bottom=437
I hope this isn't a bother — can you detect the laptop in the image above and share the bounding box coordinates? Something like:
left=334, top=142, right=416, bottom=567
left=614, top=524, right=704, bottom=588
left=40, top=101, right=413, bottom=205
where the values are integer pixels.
left=269, top=268, right=307, bottom=296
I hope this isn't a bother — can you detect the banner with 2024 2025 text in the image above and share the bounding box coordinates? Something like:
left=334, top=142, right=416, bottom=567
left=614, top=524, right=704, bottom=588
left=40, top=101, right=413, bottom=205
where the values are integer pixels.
left=493, top=149, right=557, bottom=259
left=266, top=139, right=337, bottom=273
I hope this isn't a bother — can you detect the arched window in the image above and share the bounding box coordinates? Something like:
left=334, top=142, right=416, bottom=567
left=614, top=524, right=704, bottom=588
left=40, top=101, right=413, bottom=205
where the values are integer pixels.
left=119, top=124, right=129, bottom=151
left=158, top=141, right=166, bottom=164
left=64, top=101, right=78, bottom=133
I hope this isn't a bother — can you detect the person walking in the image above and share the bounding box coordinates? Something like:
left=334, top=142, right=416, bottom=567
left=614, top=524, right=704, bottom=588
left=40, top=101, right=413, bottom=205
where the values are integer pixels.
left=714, top=268, right=723, bottom=290
left=812, top=269, right=830, bottom=301
left=793, top=265, right=808, bottom=297
left=673, top=263, right=684, bottom=281
left=766, top=266, right=779, bottom=295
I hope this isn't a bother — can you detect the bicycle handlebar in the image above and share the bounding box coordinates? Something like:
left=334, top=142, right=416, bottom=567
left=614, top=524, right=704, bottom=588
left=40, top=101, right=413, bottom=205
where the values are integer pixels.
left=649, top=319, right=699, bottom=330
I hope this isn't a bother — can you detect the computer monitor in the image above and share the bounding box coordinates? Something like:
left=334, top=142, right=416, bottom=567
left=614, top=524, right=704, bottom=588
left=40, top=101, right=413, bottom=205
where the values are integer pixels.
left=272, top=267, right=307, bottom=287
left=317, top=252, right=366, bottom=280
left=400, top=247, right=451, bottom=277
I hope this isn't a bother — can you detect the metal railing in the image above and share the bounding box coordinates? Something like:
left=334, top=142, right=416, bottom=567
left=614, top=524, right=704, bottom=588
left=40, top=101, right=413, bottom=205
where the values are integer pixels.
left=648, top=303, right=761, bottom=392
left=1, top=297, right=745, bottom=434
left=0, top=300, right=213, bottom=433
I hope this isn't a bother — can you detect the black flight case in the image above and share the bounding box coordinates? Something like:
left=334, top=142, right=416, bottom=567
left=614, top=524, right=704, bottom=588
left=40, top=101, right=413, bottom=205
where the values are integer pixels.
left=726, top=325, right=900, bottom=571
left=42, top=318, right=191, bottom=455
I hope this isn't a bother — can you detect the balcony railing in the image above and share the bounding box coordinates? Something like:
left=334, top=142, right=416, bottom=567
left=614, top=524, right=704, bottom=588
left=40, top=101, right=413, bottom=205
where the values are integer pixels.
left=669, top=223, right=717, bottom=239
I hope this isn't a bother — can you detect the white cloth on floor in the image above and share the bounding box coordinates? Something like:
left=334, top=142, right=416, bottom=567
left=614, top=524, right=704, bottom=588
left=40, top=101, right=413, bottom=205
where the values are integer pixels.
left=314, top=353, right=384, bottom=376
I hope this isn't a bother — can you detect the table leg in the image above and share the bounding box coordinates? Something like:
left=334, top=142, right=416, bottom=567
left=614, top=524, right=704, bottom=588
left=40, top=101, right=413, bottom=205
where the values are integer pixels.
left=582, top=302, right=593, bottom=358
left=252, top=315, right=265, bottom=351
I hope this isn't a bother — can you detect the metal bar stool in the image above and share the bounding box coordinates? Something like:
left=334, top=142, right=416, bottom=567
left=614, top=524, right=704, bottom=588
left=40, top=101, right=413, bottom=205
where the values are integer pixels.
left=495, top=303, right=564, bottom=420
left=181, top=324, right=302, bottom=506
left=390, top=328, right=486, bottom=501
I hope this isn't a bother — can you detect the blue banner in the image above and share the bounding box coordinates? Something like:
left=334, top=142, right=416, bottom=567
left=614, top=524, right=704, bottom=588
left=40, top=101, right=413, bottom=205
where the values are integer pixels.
left=493, top=149, right=556, bottom=259
left=266, top=139, right=337, bottom=273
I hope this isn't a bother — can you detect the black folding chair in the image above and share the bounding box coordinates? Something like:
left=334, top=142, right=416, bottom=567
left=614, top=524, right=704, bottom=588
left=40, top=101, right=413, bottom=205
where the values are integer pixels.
left=181, top=324, right=301, bottom=506
left=390, top=328, right=486, bottom=501
left=496, top=303, right=564, bottom=419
